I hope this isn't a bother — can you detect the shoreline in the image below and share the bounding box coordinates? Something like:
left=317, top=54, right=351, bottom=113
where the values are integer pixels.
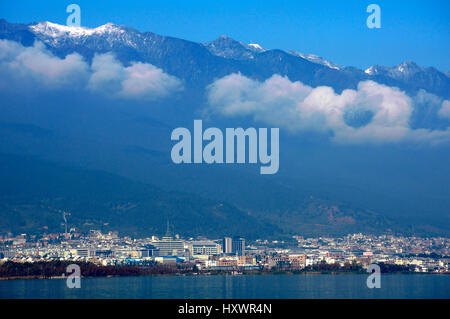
left=1, top=271, right=446, bottom=281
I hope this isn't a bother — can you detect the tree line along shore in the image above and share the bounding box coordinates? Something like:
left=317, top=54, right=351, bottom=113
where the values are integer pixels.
left=0, top=260, right=423, bottom=280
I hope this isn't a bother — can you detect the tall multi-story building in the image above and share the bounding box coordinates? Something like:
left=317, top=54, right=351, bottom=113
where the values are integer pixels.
left=152, top=236, right=184, bottom=256
left=222, top=236, right=246, bottom=256
left=188, top=241, right=221, bottom=256
left=232, top=237, right=245, bottom=256
left=222, top=237, right=233, bottom=254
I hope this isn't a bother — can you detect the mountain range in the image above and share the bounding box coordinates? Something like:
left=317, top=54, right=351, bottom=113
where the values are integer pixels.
left=0, top=19, right=449, bottom=238
left=1, top=19, right=449, bottom=97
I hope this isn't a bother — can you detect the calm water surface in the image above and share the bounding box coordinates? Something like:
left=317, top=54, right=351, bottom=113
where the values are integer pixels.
left=0, top=274, right=449, bottom=299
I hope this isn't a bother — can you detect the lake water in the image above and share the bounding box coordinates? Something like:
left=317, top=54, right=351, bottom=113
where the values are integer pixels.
left=0, top=274, right=449, bottom=299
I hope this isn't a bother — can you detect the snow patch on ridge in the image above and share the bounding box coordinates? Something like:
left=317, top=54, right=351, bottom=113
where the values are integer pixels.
left=29, top=21, right=125, bottom=38
left=288, top=51, right=341, bottom=70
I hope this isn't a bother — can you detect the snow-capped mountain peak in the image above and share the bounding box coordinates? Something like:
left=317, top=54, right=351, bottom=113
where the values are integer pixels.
left=288, top=51, right=341, bottom=70
left=202, top=35, right=265, bottom=60
left=396, top=61, right=421, bottom=74
left=247, top=43, right=265, bottom=52
left=365, top=61, right=423, bottom=79
left=364, top=65, right=377, bottom=75
left=1, top=19, right=447, bottom=98
left=29, top=21, right=125, bottom=38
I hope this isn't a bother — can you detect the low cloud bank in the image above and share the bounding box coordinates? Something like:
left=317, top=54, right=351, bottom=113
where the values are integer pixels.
left=1, top=39, right=449, bottom=144
left=0, top=40, right=183, bottom=100
left=206, top=73, right=450, bottom=144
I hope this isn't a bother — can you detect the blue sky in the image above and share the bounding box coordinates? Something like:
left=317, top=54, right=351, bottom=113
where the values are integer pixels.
left=1, top=0, right=449, bottom=70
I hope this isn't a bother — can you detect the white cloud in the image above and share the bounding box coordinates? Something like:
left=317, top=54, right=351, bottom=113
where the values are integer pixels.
left=438, top=100, right=450, bottom=119
left=88, top=53, right=183, bottom=100
left=87, top=53, right=125, bottom=93
left=0, top=40, right=88, bottom=89
left=119, top=62, right=183, bottom=100
left=0, top=39, right=183, bottom=100
left=206, top=73, right=450, bottom=144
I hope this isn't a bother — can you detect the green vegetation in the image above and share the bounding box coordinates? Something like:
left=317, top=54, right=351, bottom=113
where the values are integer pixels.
left=0, top=260, right=194, bottom=278
left=1, top=153, right=447, bottom=239
left=0, top=260, right=418, bottom=279
left=0, top=153, right=276, bottom=238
